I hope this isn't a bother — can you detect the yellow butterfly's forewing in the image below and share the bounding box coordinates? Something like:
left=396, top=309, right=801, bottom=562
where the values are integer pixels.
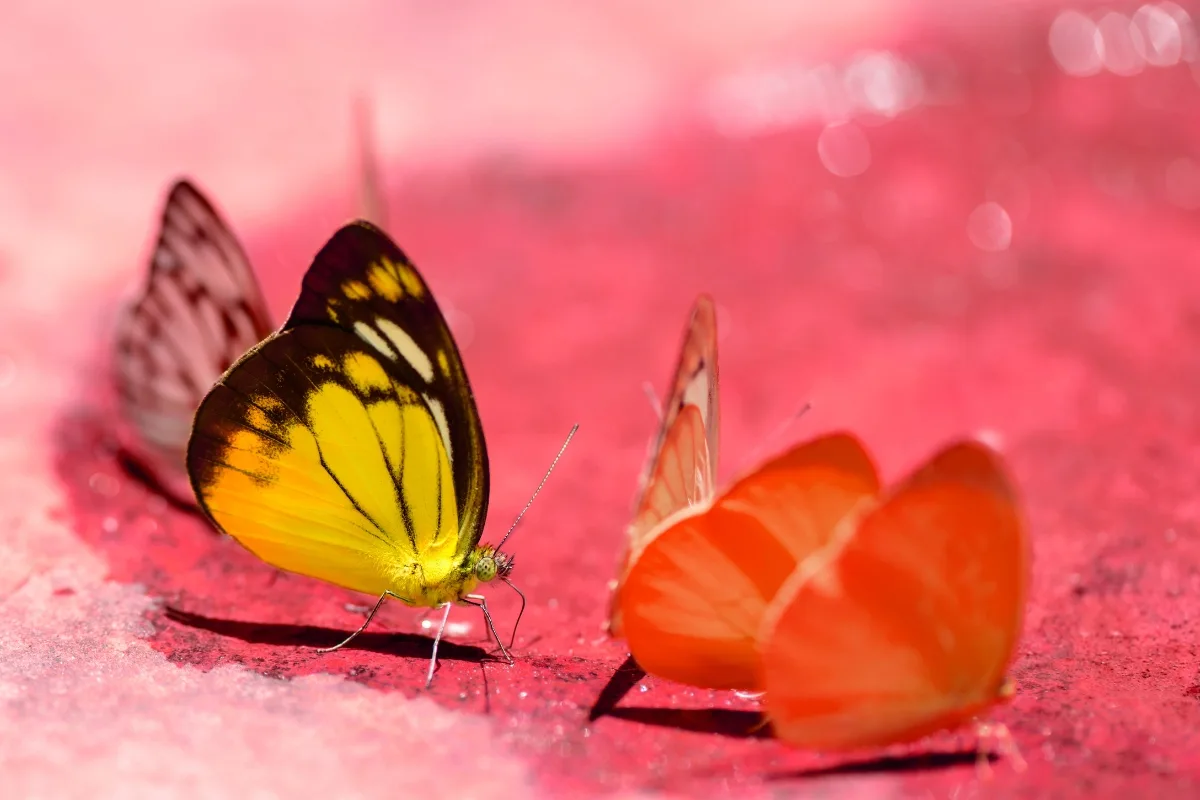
left=188, top=223, right=488, bottom=607
left=285, top=224, right=489, bottom=561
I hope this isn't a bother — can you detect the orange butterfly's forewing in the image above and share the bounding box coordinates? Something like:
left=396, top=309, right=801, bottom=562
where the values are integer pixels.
left=607, top=295, right=719, bottom=636
left=758, top=440, right=1029, bottom=751
left=619, top=433, right=881, bottom=690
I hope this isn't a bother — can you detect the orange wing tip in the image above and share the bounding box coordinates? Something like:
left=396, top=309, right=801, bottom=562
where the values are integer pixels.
left=904, top=438, right=1019, bottom=499
left=689, top=294, right=717, bottom=332
left=725, top=430, right=880, bottom=494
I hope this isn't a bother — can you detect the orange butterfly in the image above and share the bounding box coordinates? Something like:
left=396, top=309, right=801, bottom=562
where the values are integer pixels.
left=609, top=296, right=1029, bottom=751
left=757, top=439, right=1029, bottom=751
left=606, top=294, right=720, bottom=638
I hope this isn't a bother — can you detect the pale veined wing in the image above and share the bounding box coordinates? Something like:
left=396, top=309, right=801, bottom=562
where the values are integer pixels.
left=113, top=179, right=273, bottom=506
left=606, top=294, right=720, bottom=637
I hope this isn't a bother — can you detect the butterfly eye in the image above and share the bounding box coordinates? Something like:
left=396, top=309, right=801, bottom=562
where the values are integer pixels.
left=474, top=556, right=498, bottom=582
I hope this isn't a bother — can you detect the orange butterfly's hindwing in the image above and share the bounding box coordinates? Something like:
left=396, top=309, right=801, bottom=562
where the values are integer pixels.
left=757, top=440, right=1030, bottom=751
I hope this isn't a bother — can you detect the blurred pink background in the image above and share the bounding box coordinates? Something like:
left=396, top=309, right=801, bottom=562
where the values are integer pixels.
left=5, top=1, right=1200, bottom=797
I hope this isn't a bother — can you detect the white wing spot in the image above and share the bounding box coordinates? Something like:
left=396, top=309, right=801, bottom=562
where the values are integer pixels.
left=376, top=317, right=434, bottom=382
left=425, top=394, right=453, bottom=462
left=353, top=321, right=396, bottom=360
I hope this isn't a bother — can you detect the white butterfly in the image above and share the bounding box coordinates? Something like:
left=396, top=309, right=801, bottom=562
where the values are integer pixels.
left=113, top=98, right=388, bottom=506
left=113, top=179, right=274, bottom=506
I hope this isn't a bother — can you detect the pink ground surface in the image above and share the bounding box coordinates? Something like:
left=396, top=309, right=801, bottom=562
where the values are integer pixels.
left=5, top=1, right=1200, bottom=797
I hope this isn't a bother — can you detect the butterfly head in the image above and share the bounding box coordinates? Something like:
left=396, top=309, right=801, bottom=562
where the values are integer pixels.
left=470, top=545, right=515, bottom=584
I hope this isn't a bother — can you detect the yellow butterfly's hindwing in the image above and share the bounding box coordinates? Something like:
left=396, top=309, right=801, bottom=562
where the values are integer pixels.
left=283, top=222, right=489, bottom=560
left=188, top=325, right=467, bottom=603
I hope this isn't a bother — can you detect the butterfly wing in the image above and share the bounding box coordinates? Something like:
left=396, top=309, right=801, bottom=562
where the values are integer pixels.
left=618, top=433, right=881, bottom=690
left=114, top=179, right=273, bottom=504
left=188, top=222, right=487, bottom=602
left=758, top=441, right=1029, bottom=751
left=284, top=222, right=489, bottom=554
left=632, top=293, right=721, bottom=526
left=608, top=295, right=720, bottom=635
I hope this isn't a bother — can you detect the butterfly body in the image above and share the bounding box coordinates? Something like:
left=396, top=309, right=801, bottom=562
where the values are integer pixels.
left=376, top=545, right=509, bottom=609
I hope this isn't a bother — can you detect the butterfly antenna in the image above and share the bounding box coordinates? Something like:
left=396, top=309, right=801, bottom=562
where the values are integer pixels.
left=736, top=401, right=813, bottom=475
left=642, top=381, right=663, bottom=421
left=495, top=423, right=580, bottom=552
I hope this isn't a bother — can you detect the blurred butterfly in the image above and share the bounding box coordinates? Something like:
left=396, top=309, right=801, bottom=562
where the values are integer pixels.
left=758, top=440, right=1028, bottom=752
left=187, top=222, right=572, bottom=686
left=115, top=105, right=390, bottom=507
left=353, top=94, right=389, bottom=231
left=113, top=179, right=274, bottom=507
left=605, top=294, right=720, bottom=638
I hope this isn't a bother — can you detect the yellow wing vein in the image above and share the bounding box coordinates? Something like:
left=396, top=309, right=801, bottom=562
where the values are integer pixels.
left=393, top=384, right=419, bottom=549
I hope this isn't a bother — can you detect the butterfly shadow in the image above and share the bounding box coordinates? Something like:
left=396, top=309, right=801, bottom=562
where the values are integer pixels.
left=587, top=653, right=648, bottom=721
left=604, top=707, right=772, bottom=740
left=164, top=607, right=493, bottom=664
left=587, top=654, right=769, bottom=740
left=770, top=750, right=993, bottom=781
left=115, top=448, right=207, bottom=520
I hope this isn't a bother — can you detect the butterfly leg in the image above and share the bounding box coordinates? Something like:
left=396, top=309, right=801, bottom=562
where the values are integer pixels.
left=425, top=602, right=453, bottom=689
left=316, top=590, right=395, bottom=653
left=642, top=381, right=663, bottom=420
left=975, top=721, right=1026, bottom=778
left=463, top=594, right=514, bottom=665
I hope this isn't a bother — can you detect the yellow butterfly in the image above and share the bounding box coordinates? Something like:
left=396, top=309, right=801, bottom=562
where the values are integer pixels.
left=187, top=221, right=572, bottom=685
